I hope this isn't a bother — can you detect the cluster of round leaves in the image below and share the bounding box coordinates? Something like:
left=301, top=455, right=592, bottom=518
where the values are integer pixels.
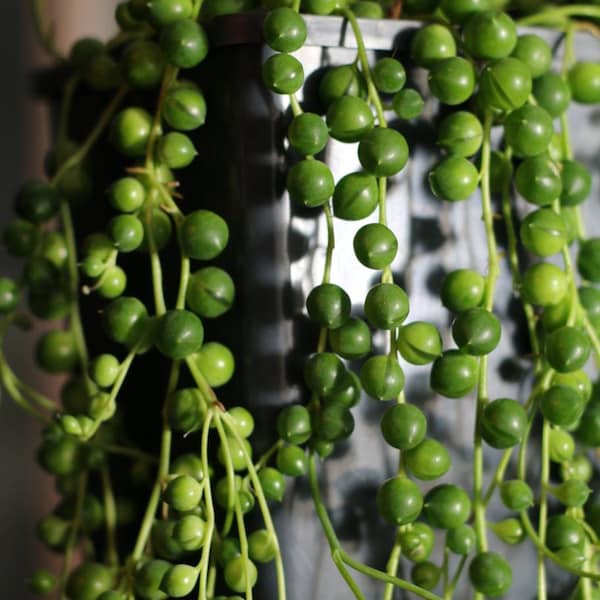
left=262, top=5, right=513, bottom=597
left=131, top=408, right=281, bottom=597
left=1, top=179, right=77, bottom=326
left=263, top=5, right=424, bottom=215
left=14, top=2, right=252, bottom=597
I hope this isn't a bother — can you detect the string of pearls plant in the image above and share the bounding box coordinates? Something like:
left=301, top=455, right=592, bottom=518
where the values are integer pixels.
left=5, top=0, right=600, bottom=598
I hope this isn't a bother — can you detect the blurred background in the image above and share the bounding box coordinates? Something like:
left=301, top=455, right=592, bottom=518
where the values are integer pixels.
left=0, top=2, right=117, bottom=596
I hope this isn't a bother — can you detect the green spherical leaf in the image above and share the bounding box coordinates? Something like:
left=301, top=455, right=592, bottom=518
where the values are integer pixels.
left=358, top=128, right=409, bottom=177
left=469, top=552, right=512, bottom=597
left=287, top=159, right=334, bottom=207
left=180, top=210, right=229, bottom=260
left=430, top=350, right=478, bottom=398
left=155, top=310, right=204, bottom=359
left=263, top=53, right=304, bottom=94
left=481, top=398, right=527, bottom=449
left=160, top=19, right=209, bottom=69
left=423, top=484, right=471, bottom=530
left=263, top=8, right=307, bottom=52
left=377, top=476, right=423, bottom=525
left=380, top=403, right=427, bottom=450
left=404, top=438, right=452, bottom=480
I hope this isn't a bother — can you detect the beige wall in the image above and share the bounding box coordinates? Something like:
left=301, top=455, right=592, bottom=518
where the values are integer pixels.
left=47, top=0, right=119, bottom=56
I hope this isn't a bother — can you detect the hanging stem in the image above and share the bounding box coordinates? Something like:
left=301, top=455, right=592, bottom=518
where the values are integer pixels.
left=214, top=416, right=237, bottom=538
left=446, top=556, right=468, bottom=599
left=53, top=87, right=127, bottom=186
left=342, top=551, right=444, bottom=600
left=520, top=511, right=600, bottom=581
left=221, top=412, right=287, bottom=600
left=197, top=412, right=215, bottom=600
left=308, top=454, right=443, bottom=600
left=537, top=421, right=550, bottom=600
left=383, top=536, right=403, bottom=600
left=517, top=5, right=600, bottom=26
left=307, top=454, right=368, bottom=600
left=499, top=148, right=542, bottom=370
left=131, top=361, right=180, bottom=561
left=473, top=112, right=497, bottom=559
left=340, top=8, right=387, bottom=127
left=323, top=203, right=336, bottom=284
left=58, top=471, right=88, bottom=599
left=101, top=465, right=119, bottom=565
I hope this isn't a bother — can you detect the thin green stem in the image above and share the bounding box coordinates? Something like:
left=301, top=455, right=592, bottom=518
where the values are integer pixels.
left=176, top=257, right=191, bottom=310
left=83, top=349, right=137, bottom=440
left=53, top=87, right=127, bottom=186
left=473, top=112, right=497, bottom=558
left=558, top=234, right=579, bottom=327
left=57, top=77, right=78, bottom=146
left=378, top=177, right=388, bottom=226
left=537, top=420, right=551, bottom=600
left=13, top=373, right=58, bottom=411
left=197, top=412, right=215, bottom=600
left=560, top=113, right=574, bottom=161
left=309, top=454, right=442, bottom=599
left=214, top=416, right=236, bottom=538
left=499, top=151, right=542, bottom=370
left=289, top=94, right=302, bottom=117
left=307, top=454, right=365, bottom=600
left=0, top=318, right=57, bottom=414
left=146, top=204, right=167, bottom=316
left=480, top=114, right=500, bottom=312
left=341, top=551, right=444, bottom=600
left=447, top=556, right=468, bottom=599
left=340, top=8, right=387, bottom=126
left=574, top=207, right=586, bottom=241
left=153, top=177, right=185, bottom=218
left=145, top=66, right=179, bottom=173
left=383, top=534, right=402, bottom=600
left=186, top=357, right=219, bottom=405
left=483, top=448, right=513, bottom=507
left=192, top=0, right=206, bottom=19
left=323, top=203, right=335, bottom=284
left=144, top=67, right=179, bottom=315
left=91, top=441, right=157, bottom=464
left=207, top=563, right=217, bottom=599
left=521, top=511, right=600, bottom=581
left=60, top=200, right=91, bottom=388
left=562, top=21, right=577, bottom=78
left=255, top=439, right=284, bottom=471
left=131, top=433, right=170, bottom=560
left=583, top=314, right=600, bottom=362
left=221, top=412, right=287, bottom=600
left=518, top=369, right=554, bottom=481
left=517, top=5, right=600, bottom=26
left=234, top=499, right=252, bottom=600
left=332, top=549, right=367, bottom=600
left=582, top=540, right=595, bottom=600
left=101, top=465, right=119, bottom=565
left=441, top=547, right=449, bottom=596
left=59, top=471, right=88, bottom=599
left=131, top=361, right=179, bottom=560
left=0, top=359, right=50, bottom=422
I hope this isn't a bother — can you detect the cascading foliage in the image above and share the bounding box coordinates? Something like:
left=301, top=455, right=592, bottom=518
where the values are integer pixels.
left=6, top=0, right=600, bottom=598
